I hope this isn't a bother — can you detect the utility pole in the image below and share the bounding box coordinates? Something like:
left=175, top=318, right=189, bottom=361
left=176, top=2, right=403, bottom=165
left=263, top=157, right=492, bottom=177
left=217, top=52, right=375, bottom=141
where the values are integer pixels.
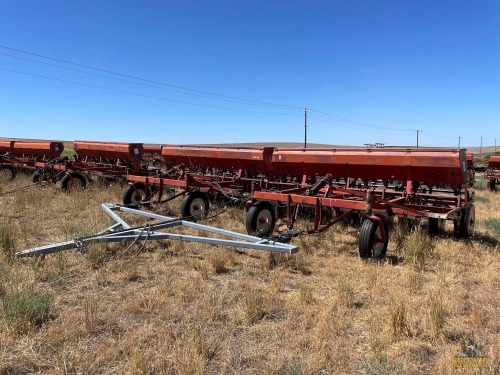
left=303, top=108, right=309, bottom=148
left=495, top=139, right=497, bottom=152
left=416, top=130, right=420, bottom=148
left=480, top=136, right=483, bottom=155
left=458, top=136, right=461, bottom=148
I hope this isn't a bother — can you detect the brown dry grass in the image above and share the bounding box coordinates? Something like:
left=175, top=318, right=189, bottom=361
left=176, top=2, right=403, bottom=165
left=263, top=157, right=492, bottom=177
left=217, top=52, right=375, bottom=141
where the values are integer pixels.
left=0, top=174, right=499, bottom=374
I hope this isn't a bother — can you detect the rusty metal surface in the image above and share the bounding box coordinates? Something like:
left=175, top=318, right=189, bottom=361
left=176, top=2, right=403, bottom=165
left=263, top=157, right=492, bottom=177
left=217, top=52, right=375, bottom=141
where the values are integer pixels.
left=0, top=141, right=14, bottom=153
left=488, top=155, right=500, bottom=169
left=74, top=141, right=144, bottom=161
left=161, top=145, right=274, bottom=172
left=10, top=141, right=64, bottom=157
left=466, top=153, right=474, bottom=169
left=142, top=144, right=163, bottom=155
left=271, top=148, right=468, bottom=187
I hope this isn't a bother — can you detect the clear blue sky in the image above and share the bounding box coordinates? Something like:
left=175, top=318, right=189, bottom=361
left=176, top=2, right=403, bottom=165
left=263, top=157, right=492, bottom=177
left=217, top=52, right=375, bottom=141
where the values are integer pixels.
left=0, top=0, right=498, bottom=148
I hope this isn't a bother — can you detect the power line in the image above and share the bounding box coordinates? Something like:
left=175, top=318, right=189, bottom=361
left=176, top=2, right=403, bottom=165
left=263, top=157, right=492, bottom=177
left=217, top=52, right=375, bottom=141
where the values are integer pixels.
left=310, top=109, right=412, bottom=132
left=308, top=115, right=411, bottom=136
left=420, top=130, right=458, bottom=139
left=0, top=45, right=302, bottom=110
left=0, top=67, right=302, bottom=117
left=0, top=51, right=299, bottom=109
left=0, top=45, right=494, bottom=143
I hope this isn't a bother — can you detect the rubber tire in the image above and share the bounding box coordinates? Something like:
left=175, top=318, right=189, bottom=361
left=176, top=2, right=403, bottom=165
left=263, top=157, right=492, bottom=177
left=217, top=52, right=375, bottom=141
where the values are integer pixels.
left=457, top=205, right=475, bottom=238
left=359, top=215, right=389, bottom=259
left=32, top=168, right=52, bottom=183
left=428, top=218, right=445, bottom=234
left=0, top=165, right=16, bottom=181
left=246, top=201, right=276, bottom=237
left=61, top=172, right=87, bottom=192
left=180, top=191, right=209, bottom=221
left=122, top=184, right=150, bottom=205
left=489, top=179, right=496, bottom=191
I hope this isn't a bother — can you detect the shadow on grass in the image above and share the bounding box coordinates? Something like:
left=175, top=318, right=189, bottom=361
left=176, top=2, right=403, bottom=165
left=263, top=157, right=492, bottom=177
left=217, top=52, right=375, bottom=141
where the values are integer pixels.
left=469, top=233, right=500, bottom=249
left=425, top=228, right=499, bottom=249
left=385, top=254, right=404, bottom=265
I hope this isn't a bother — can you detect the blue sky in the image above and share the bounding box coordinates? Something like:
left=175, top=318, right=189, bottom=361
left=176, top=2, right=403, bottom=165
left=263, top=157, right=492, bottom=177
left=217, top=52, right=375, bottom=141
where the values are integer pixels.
left=0, top=0, right=499, bottom=148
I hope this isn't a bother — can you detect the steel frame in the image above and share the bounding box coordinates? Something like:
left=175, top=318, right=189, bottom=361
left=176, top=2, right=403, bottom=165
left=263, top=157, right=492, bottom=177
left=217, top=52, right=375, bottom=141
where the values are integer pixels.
left=15, top=203, right=298, bottom=257
left=486, top=155, right=500, bottom=191
left=0, top=140, right=64, bottom=175
left=124, top=146, right=475, bottom=259
left=33, top=141, right=147, bottom=187
left=124, top=145, right=303, bottom=206
left=243, top=148, right=474, bottom=259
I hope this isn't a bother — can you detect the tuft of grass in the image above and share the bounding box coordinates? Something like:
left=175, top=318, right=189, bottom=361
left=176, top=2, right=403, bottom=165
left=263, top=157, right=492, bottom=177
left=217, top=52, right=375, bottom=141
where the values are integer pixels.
left=266, top=251, right=288, bottom=270
left=391, top=219, right=411, bottom=257
left=429, top=293, right=446, bottom=339
left=473, top=178, right=487, bottom=190
left=403, top=229, right=432, bottom=272
left=240, top=285, right=265, bottom=324
left=209, top=248, right=231, bottom=274
left=86, top=243, right=108, bottom=269
left=84, top=293, right=98, bottom=333
left=202, top=289, right=224, bottom=322
left=298, top=285, right=315, bottom=306
left=278, top=360, right=308, bottom=375
left=407, top=269, right=424, bottom=292
left=368, top=319, right=385, bottom=360
left=388, top=298, right=410, bottom=340
left=335, top=277, right=355, bottom=308
left=0, top=223, right=16, bottom=261
left=1, top=290, right=55, bottom=332
left=362, top=355, right=405, bottom=375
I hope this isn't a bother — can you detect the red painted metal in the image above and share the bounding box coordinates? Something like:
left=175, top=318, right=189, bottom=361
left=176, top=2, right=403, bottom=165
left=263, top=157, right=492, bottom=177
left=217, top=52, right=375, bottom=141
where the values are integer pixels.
left=33, top=141, right=149, bottom=189
left=115, top=145, right=477, bottom=257
left=73, top=141, right=143, bottom=162
left=486, top=155, right=500, bottom=191
left=0, top=141, right=64, bottom=176
left=488, top=155, right=500, bottom=169
left=161, top=145, right=274, bottom=173
left=466, top=153, right=474, bottom=169
left=11, top=141, right=64, bottom=158
left=244, top=147, right=474, bottom=253
left=0, top=141, right=14, bottom=153
left=143, top=144, right=163, bottom=155
left=270, top=148, right=468, bottom=188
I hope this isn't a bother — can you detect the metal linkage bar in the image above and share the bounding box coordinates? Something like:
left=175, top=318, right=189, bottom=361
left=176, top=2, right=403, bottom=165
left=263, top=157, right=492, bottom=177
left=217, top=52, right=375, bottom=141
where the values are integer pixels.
left=15, top=203, right=298, bottom=258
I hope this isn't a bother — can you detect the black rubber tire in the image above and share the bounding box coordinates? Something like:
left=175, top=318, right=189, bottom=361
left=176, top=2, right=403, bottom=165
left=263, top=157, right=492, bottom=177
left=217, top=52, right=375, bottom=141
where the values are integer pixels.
left=122, top=183, right=151, bottom=205
left=359, top=215, right=389, bottom=259
left=245, top=201, right=276, bottom=237
left=60, top=172, right=87, bottom=192
left=0, top=165, right=16, bottom=181
left=428, top=217, right=445, bottom=234
left=489, top=178, right=496, bottom=191
left=180, top=191, right=209, bottom=221
left=32, top=168, right=52, bottom=183
left=456, top=205, right=475, bottom=238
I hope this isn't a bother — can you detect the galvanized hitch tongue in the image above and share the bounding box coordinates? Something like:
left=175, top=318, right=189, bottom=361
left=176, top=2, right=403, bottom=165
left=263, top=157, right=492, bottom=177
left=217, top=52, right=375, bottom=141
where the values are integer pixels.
left=15, top=203, right=298, bottom=258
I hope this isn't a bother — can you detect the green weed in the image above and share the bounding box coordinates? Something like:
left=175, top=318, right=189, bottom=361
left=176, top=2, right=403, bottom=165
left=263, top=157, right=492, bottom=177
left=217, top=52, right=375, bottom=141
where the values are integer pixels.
left=1, top=290, right=55, bottom=332
left=484, top=218, right=500, bottom=237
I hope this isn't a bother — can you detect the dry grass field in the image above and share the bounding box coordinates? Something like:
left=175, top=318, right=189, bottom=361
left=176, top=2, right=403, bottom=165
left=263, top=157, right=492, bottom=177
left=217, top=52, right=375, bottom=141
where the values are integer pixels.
left=0, top=173, right=499, bottom=374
